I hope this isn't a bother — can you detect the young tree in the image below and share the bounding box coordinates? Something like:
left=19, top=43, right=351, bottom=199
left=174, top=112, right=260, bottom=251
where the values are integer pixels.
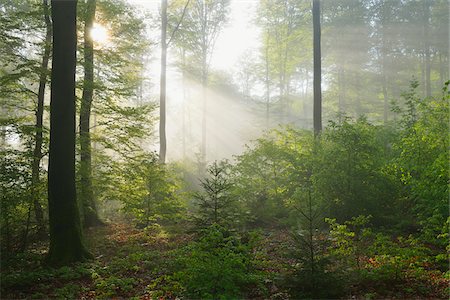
left=46, top=0, right=91, bottom=266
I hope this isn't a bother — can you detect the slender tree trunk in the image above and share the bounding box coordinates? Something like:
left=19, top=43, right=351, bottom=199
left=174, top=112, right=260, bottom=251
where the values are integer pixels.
left=338, top=66, right=346, bottom=119
left=382, top=73, right=388, bottom=123
left=182, top=49, right=187, bottom=159
left=439, top=53, right=444, bottom=88
left=31, top=0, right=51, bottom=239
left=313, top=0, right=322, bottom=136
left=159, top=0, right=167, bottom=164
left=380, top=3, right=389, bottom=124
left=265, top=31, right=270, bottom=129
left=424, top=0, right=431, bottom=98
left=201, top=50, right=207, bottom=167
left=80, top=0, right=102, bottom=228
left=47, top=0, right=92, bottom=266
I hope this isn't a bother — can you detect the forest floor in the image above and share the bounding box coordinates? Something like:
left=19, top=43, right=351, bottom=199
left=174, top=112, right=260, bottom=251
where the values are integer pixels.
left=0, top=223, right=291, bottom=299
left=1, top=223, right=448, bottom=299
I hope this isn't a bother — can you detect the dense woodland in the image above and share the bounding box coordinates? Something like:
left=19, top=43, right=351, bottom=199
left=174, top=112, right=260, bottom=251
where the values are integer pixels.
left=0, top=0, right=449, bottom=299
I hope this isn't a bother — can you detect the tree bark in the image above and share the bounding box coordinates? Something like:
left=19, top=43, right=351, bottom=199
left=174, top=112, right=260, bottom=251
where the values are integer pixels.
left=31, top=0, right=51, bottom=239
left=80, top=0, right=102, bottom=228
left=159, top=0, right=167, bottom=164
left=46, top=0, right=92, bottom=266
left=313, top=0, right=322, bottom=136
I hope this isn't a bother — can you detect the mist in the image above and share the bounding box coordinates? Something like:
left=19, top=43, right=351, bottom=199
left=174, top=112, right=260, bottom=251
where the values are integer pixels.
left=1, top=0, right=449, bottom=298
left=137, top=0, right=449, bottom=163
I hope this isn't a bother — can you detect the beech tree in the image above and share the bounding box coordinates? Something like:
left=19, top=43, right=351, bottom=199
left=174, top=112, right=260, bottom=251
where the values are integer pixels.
left=46, top=0, right=91, bottom=266
left=79, top=0, right=103, bottom=227
left=313, top=0, right=321, bottom=135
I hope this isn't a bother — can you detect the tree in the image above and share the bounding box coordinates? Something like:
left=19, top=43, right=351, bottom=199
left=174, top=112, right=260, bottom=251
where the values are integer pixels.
left=169, top=0, right=230, bottom=166
left=394, top=82, right=449, bottom=243
left=159, top=0, right=168, bottom=164
left=79, top=0, right=103, bottom=227
left=1, top=0, right=52, bottom=250
left=194, top=161, right=236, bottom=229
left=29, top=0, right=51, bottom=240
left=256, top=0, right=311, bottom=125
left=77, top=0, right=154, bottom=220
left=312, top=0, right=321, bottom=135
left=46, top=0, right=91, bottom=266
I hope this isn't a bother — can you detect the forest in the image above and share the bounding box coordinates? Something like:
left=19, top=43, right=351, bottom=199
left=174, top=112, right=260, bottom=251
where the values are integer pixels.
left=0, top=0, right=449, bottom=299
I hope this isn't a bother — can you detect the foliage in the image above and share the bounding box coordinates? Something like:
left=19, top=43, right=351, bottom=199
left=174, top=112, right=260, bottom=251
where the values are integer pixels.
left=316, top=118, right=401, bottom=225
left=173, top=224, right=262, bottom=299
left=393, top=81, right=449, bottom=244
left=233, top=128, right=315, bottom=226
left=193, top=160, right=243, bottom=229
left=99, top=155, right=187, bottom=227
left=327, top=215, right=374, bottom=273
left=326, top=216, right=448, bottom=298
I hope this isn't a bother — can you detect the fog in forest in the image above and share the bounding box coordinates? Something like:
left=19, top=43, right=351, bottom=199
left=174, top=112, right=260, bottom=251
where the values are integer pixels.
left=125, top=0, right=450, bottom=162
left=1, top=0, right=449, bottom=298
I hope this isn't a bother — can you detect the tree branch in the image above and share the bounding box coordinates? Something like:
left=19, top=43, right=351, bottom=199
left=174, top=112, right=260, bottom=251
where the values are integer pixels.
left=166, top=0, right=191, bottom=47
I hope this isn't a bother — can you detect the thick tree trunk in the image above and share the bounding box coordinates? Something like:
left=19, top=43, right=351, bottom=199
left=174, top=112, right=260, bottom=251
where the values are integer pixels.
left=80, top=0, right=102, bottom=228
left=159, top=0, right=167, bottom=164
left=313, top=0, right=322, bottom=136
left=31, top=0, right=51, bottom=239
left=47, top=0, right=92, bottom=266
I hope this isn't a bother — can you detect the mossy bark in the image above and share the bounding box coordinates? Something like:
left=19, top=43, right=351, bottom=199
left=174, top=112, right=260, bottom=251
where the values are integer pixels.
left=46, top=0, right=92, bottom=266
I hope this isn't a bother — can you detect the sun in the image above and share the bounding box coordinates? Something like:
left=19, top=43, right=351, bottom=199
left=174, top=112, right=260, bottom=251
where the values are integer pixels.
left=90, top=23, right=109, bottom=46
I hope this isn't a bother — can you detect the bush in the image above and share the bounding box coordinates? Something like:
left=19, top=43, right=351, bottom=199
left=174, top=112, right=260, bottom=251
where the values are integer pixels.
left=174, top=224, right=262, bottom=299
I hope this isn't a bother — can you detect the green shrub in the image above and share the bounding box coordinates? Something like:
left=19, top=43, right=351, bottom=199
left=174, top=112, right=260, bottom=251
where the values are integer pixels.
left=174, top=224, right=262, bottom=299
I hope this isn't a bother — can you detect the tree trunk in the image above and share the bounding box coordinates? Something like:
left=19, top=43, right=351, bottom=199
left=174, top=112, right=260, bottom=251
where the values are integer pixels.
left=338, top=66, right=346, bottom=119
left=423, top=0, right=431, bottom=98
left=80, top=0, right=102, bottom=228
left=31, top=0, right=51, bottom=239
left=201, top=50, right=207, bottom=167
left=313, top=0, right=322, bottom=136
left=46, top=0, right=92, bottom=266
left=380, top=5, right=389, bottom=124
left=182, top=49, right=187, bottom=159
left=159, top=0, right=167, bottom=164
left=265, top=30, right=270, bottom=129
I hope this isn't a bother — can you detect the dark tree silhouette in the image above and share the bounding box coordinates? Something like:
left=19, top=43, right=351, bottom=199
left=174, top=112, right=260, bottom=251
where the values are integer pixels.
left=46, top=0, right=91, bottom=266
